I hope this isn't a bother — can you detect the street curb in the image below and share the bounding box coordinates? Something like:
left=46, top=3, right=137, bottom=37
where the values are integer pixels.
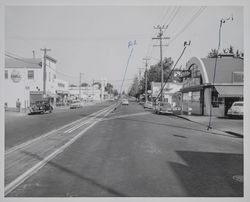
left=173, top=114, right=243, bottom=138
left=223, top=131, right=243, bottom=138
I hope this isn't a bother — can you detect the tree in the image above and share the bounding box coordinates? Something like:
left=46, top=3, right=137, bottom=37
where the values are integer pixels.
left=69, top=84, right=77, bottom=87
left=207, top=49, right=218, bottom=58
left=92, top=82, right=101, bottom=89
left=113, top=89, right=118, bottom=96
left=80, top=82, right=88, bottom=87
left=207, top=45, right=244, bottom=58
left=105, top=83, right=114, bottom=94
left=139, top=57, right=174, bottom=94
left=128, top=76, right=140, bottom=98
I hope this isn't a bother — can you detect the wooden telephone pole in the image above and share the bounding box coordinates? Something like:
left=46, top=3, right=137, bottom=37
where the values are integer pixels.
left=40, top=48, right=51, bottom=97
left=152, top=25, right=170, bottom=101
left=143, top=57, right=150, bottom=102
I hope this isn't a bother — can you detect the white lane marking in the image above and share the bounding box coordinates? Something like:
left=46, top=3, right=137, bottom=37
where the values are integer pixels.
left=5, top=105, right=114, bottom=156
left=64, top=104, right=115, bottom=133
left=103, top=112, right=151, bottom=121
left=4, top=105, right=115, bottom=196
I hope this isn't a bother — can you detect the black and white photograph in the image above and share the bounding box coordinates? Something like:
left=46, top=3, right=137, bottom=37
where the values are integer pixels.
left=0, top=0, right=249, bottom=199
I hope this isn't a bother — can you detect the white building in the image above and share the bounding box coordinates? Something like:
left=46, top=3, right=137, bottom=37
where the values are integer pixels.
left=68, top=85, right=101, bottom=101
left=55, top=79, right=69, bottom=105
left=4, top=55, right=60, bottom=110
left=151, top=81, right=183, bottom=105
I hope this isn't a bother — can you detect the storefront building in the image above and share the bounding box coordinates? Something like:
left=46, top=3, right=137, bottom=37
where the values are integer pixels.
left=4, top=55, right=59, bottom=111
left=180, top=55, right=243, bottom=116
left=151, top=81, right=183, bottom=104
left=68, top=85, right=102, bottom=102
left=55, top=79, right=69, bottom=106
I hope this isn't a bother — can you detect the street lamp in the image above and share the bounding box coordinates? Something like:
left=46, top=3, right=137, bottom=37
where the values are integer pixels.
left=207, top=15, right=233, bottom=130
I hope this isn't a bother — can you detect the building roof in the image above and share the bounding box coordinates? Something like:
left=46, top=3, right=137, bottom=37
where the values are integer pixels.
left=5, top=58, right=42, bottom=69
left=201, top=57, right=243, bottom=83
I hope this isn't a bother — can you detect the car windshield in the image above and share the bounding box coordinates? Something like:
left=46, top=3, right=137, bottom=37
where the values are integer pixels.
left=233, top=103, right=243, bottom=106
left=160, top=103, right=170, bottom=106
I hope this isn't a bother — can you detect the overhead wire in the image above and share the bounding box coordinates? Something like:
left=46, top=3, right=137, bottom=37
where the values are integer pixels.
left=168, top=6, right=207, bottom=45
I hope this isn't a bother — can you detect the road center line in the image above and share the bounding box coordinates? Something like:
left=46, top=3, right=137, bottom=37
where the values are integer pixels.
left=5, top=104, right=114, bottom=156
left=5, top=104, right=116, bottom=196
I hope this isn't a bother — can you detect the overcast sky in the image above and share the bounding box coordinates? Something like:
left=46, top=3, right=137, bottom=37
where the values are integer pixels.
left=5, top=5, right=243, bottom=91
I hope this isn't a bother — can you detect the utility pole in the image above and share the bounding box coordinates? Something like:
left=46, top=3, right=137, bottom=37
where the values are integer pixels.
left=40, top=48, right=51, bottom=97
left=79, top=73, right=84, bottom=101
left=152, top=25, right=170, bottom=101
left=143, top=57, right=150, bottom=102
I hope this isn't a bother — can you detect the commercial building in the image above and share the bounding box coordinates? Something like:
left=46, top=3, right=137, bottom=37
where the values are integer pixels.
left=180, top=55, right=243, bottom=116
left=151, top=81, right=183, bottom=105
left=4, top=55, right=68, bottom=110
left=68, top=85, right=102, bottom=101
left=55, top=79, right=69, bottom=106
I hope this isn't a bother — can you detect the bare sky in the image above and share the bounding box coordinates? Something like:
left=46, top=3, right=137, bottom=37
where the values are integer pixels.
left=5, top=5, right=243, bottom=91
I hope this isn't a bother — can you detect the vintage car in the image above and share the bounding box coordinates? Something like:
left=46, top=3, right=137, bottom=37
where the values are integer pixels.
left=143, top=101, right=153, bottom=109
left=70, top=100, right=83, bottom=109
left=122, top=99, right=129, bottom=105
left=29, top=100, right=53, bottom=114
left=155, top=102, right=173, bottom=114
left=227, top=101, right=243, bottom=117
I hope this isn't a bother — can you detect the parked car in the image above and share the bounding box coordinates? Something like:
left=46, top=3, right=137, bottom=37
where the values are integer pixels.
left=139, top=100, right=145, bottom=105
left=122, top=99, right=129, bottom=105
left=155, top=102, right=173, bottom=114
left=29, top=100, right=53, bottom=114
left=144, top=101, right=153, bottom=109
left=227, top=101, right=243, bottom=117
left=70, top=100, right=83, bottom=109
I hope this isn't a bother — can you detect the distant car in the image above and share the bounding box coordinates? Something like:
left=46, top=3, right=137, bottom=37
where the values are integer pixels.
left=139, top=100, right=145, bottom=105
left=70, top=100, right=83, bottom=109
left=155, top=102, right=173, bottom=114
left=227, top=101, right=243, bottom=117
left=29, top=100, right=53, bottom=114
left=144, top=101, right=153, bottom=109
left=122, top=99, right=129, bottom=105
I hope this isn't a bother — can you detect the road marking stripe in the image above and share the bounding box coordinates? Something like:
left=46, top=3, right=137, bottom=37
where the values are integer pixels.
left=103, top=112, right=151, bottom=121
left=5, top=105, right=116, bottom=196
left=63, top=104, right=114, bottom=133
left=5, top=104, right=114, bottom=156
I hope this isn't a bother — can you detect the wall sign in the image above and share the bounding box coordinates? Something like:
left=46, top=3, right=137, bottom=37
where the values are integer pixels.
left=11, top=70, right=22, bottom=83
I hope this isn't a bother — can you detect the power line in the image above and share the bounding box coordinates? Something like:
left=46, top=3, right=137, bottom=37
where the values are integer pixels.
left=166, top=6, right=181, bottom=27
left=168, top=7, right=206, bottom=45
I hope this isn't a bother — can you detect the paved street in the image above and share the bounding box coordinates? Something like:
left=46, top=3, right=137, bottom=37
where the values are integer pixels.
left=5, top=101, right=243, bottom=197
left=5, top=101, right=112, bottom=150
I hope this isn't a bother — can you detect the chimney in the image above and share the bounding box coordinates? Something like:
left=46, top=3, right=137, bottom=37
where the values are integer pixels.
left=32, top=50, right=36, bottom=58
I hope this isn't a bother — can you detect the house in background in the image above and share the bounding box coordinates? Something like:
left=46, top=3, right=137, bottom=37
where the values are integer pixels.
left=180, top=55, right=243, bottom=116
left=151, top=81, right=183, bottom=105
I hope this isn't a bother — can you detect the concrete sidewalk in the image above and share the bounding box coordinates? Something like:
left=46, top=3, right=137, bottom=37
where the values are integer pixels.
left=175, top=114, right=243, bottom=137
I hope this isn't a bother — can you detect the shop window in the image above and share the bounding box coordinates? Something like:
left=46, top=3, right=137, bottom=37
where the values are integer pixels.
left=28, top=70, right=34, bottom=80
left=5, top=70, right=8, bottom=79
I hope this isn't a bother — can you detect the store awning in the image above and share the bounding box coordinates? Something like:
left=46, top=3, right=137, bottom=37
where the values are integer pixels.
left=215, top=85, right=243, bottom=97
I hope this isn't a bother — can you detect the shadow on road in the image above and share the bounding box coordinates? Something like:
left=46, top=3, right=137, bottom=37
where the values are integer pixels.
left=169, top=150, right=243, bottom=197
left=15, top=151, right=126, bottom=197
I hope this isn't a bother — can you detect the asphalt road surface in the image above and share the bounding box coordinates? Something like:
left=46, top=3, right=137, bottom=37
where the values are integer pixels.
left=5, top=101, right=243, bottom=197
